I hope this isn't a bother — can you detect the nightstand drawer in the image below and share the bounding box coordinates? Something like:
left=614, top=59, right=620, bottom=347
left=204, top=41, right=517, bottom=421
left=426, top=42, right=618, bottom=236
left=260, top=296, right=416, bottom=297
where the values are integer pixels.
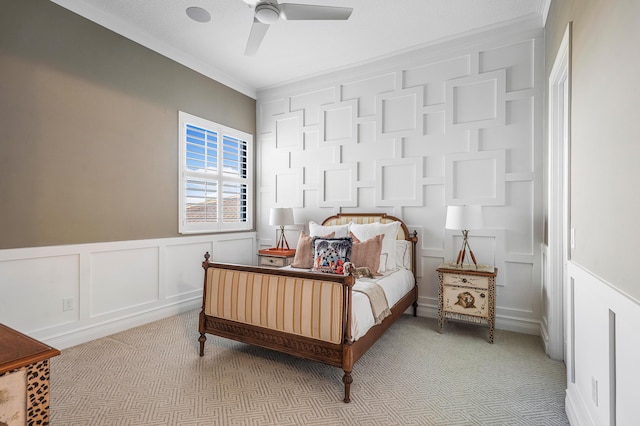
left=442, top=273, right=489, bottom=290
left=258, top=255, right=292, bottom=267
left=443, top=285, right=489, bottom=318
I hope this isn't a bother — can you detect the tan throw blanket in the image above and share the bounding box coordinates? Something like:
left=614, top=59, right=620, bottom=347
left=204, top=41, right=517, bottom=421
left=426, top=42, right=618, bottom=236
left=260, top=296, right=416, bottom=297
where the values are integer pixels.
left=353, top=281, right=391, bottom=325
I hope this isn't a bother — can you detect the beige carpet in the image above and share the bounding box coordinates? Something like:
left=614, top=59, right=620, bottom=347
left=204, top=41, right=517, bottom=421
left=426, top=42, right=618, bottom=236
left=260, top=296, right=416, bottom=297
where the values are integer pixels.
left=50, top=309, right=568, bottom=425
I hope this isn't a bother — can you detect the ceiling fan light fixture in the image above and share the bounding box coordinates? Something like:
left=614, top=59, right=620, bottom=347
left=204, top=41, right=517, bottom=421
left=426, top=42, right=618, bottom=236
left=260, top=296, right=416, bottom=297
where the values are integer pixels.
left=255, top=3, right=280, bottom=24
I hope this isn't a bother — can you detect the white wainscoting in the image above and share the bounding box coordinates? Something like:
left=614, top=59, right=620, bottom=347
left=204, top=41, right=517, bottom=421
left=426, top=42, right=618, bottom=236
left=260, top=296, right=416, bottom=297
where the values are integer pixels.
left=0, top=232, right=256, bottom=349
left=565, top=261, right=640, bottom=426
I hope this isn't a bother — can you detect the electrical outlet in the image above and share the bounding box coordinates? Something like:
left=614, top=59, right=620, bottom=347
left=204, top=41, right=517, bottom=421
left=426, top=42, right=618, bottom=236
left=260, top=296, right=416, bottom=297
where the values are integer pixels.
left=63, top=297, right=74, bottom=312
left=591, top=377, right=598, bottom=406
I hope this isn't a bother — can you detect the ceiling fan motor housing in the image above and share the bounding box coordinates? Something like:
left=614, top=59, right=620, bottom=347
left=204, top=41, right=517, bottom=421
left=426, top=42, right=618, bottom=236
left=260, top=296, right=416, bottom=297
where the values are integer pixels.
left=255, top=3, right=280, bottom=24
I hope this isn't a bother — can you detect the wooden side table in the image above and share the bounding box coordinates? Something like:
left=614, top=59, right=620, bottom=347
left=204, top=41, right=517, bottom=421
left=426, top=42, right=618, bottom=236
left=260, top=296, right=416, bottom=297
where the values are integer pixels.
left=0, top=323, right=60, bottom=424
left=437, top=263, right=498, bottom=343
left=258, top=248, right=296, bottom=267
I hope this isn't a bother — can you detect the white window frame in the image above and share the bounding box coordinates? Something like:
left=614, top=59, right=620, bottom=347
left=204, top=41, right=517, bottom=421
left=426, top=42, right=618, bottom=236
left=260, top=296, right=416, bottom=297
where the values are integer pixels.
left=178, top=111, right=253, bottom=234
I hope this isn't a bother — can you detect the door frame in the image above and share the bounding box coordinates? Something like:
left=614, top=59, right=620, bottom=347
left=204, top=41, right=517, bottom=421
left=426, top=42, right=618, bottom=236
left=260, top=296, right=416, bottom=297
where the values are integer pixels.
left=547, top=23, right=572, bottom=361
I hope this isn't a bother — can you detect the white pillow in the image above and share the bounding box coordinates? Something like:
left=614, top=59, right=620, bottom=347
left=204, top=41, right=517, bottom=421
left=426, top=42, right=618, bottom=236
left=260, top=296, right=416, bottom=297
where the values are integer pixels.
left=395, top=240, right=411, bottom=270
left=350, top=221, right=400, bottom=272
left=308, top=221, right=350, bottom=238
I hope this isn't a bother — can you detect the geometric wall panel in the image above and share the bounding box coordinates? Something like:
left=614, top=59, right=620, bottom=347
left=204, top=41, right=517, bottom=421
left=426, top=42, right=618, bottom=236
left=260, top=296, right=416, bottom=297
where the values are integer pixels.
left=290, top=87, right=335, bottom=125
left=256, top=25, right=544, bottom=336
left=445, top=150, right=506, bottom=206
left=259, top=98, right=288, bottom=134
left=275, top=111, right=303, bottom=150
left=376, top=87, right=423, bottom=139
left=320, top=100, right=357, bottom=145
left=479, top=40, right=534, bottom=92
left=446, top=70, right=506, bottom=130
left=275, top=168, right=303, bottom=208
left=319, top=163, right=357, bottom=207
left=341, top=73, right=396, bottom=117
left=403, top=55, right=471, bottom=106
left=376, top=158, right=423, bottom=206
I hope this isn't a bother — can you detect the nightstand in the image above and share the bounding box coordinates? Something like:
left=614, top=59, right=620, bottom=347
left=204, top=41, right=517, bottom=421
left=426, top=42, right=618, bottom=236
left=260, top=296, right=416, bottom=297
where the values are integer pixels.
left=257, top=249, right=295, bottom=267
left=437, top=263, right=497, bottom=343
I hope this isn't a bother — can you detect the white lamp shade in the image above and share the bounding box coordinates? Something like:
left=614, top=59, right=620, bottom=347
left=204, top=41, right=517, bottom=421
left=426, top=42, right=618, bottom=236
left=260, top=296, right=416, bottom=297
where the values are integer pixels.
left=445, top=205, right=484, bottom=230
left=269, top=207, right=294, bottom=226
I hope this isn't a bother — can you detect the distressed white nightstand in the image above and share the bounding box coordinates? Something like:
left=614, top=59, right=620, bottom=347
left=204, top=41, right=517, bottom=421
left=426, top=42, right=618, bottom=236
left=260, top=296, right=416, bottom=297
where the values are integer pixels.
left=437, top=263, right=497, bottom=343
left=257, top=249, right=295, bottom=267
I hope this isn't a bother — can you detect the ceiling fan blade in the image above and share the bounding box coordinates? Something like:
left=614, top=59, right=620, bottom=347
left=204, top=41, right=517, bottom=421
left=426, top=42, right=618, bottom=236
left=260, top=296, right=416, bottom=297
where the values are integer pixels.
left=244, top=18, right=270, bottom=56
left=279, top=3, right=353, bottom=20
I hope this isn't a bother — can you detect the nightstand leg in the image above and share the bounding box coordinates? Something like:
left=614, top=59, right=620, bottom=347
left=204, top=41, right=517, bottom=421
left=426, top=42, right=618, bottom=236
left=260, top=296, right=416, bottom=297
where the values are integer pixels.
left=489, top=318, right=494, bottom=343
left=437, top=272, right=444, bottom=333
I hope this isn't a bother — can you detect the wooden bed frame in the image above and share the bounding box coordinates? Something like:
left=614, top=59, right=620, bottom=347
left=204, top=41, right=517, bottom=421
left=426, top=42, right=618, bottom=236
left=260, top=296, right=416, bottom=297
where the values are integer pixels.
left=198, top=213, right=418, bottom=403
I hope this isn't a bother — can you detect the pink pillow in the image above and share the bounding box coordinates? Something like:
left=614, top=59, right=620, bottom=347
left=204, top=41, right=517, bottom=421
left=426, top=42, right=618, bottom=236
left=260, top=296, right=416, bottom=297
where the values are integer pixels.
left=291, top=231, right=335, bottom=268
left=349, top=232, right=384, bottom=275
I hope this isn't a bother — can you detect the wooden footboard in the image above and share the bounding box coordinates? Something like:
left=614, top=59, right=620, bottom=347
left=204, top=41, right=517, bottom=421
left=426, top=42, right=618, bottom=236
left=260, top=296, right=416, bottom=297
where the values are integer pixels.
left=199, top=254, right=359, bottom=401
left=199, top=213, right=419, bottom=403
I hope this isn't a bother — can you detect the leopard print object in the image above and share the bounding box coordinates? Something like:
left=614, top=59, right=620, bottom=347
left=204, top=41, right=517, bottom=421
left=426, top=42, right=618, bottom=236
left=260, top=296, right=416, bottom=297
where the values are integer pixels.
left=26, top=360, right=51, bottom=425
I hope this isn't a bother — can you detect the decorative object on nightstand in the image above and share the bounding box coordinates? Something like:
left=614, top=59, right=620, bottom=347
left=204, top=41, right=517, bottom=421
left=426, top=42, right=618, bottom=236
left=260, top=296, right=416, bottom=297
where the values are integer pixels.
left=437, top=264, right=497, bottom=343
left=258, top=207, right=296, bottom=266
left=269, top=207, right=294, bottom=251
left=445, top=205, right=484, bottom=269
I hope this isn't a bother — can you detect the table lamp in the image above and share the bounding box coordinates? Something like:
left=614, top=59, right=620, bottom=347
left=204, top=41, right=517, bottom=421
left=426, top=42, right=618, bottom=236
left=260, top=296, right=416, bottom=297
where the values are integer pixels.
left=269, top=207, right=294, bottom=251
left=445, top=205, right=484, bottom=269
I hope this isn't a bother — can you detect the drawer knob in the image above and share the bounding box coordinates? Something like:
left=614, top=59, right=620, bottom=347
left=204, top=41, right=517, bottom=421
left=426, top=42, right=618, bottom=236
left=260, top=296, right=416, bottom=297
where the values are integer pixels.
left=480, top=293, right=486, bottom=298
left=462, top=278, right=468, bottom=283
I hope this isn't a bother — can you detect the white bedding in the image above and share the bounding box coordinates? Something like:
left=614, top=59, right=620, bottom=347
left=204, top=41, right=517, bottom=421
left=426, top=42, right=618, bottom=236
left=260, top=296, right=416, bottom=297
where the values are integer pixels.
left=350, top=268, right=414, bottom=341
left=285, top=266, right=415, bottom=342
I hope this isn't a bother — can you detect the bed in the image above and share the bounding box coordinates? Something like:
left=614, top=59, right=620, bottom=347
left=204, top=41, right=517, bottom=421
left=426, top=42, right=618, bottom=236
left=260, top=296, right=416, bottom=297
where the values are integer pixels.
left=198, top=213, right=418, bottom=402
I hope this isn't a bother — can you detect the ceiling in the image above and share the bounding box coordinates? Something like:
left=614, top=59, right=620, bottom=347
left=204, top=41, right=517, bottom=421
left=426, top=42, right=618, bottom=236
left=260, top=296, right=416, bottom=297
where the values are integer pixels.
left=50, top=0, right=550, bottom=98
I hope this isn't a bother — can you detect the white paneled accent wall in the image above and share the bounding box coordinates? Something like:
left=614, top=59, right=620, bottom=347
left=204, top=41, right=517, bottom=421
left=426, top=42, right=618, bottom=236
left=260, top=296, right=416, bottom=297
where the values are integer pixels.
left=0, top=233, right=256, bottom=349
left=257, top=18, right=544, bottom=335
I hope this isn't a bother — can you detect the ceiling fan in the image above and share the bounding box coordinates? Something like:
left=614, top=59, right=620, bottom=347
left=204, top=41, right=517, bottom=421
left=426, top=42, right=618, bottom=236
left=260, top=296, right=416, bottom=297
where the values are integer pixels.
left=242, top=0, right=353, bottom=56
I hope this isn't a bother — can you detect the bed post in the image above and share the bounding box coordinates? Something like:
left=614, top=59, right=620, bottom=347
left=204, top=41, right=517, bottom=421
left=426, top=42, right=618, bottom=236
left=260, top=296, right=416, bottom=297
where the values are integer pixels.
left=342, top=273, right=355, bottom=403
left=199, top=252, right=211, bottom=356
left=409, top=230, right=419, bottom=317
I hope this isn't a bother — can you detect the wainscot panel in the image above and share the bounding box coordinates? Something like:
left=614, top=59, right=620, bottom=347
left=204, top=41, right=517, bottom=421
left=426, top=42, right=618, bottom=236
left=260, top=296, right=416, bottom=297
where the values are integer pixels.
left=565, top=261, right=640, bottom=426
left=0, top=233, right=256, bottom=349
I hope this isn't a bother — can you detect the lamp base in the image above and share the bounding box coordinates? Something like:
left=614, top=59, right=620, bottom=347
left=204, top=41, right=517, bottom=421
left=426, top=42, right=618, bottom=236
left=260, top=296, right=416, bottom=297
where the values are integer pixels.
left=275, top=225, right=290, bottom=251
left=454, top=230, right=479, bottom=269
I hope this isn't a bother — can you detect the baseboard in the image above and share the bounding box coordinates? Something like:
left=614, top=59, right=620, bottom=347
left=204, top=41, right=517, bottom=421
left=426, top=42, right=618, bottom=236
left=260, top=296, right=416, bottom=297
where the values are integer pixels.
left=416, top=300, right=541, bottom=336
left=44, top=298, right=201, bottom=350
left=565, top=386, right=595, bottom=426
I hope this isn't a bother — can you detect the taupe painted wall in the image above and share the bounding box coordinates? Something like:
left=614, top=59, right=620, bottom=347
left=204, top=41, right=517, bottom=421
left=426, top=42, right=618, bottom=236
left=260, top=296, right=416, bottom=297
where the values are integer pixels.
left=0, top=0, right=256, bottom=249
left=545, top=0, right=640, bottom=301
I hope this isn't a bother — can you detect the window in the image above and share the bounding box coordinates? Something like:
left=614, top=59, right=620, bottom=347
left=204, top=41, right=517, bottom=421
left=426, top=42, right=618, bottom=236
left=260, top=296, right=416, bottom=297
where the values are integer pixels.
left=179, top=112, right=253, bottom=233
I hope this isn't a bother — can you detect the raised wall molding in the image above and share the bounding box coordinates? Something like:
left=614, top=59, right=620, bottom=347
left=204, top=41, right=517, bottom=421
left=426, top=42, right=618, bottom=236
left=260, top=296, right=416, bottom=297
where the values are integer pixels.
left=0, top=233, right=256, bottom=349
left=257, top=21, right=544, bottom=334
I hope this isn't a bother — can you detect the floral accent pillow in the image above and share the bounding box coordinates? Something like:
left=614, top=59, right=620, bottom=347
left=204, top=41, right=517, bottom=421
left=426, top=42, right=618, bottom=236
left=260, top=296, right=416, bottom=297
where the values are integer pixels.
left=312, top=237, right=352, bottom=274
left=291, top=231, right=334, bottom=269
